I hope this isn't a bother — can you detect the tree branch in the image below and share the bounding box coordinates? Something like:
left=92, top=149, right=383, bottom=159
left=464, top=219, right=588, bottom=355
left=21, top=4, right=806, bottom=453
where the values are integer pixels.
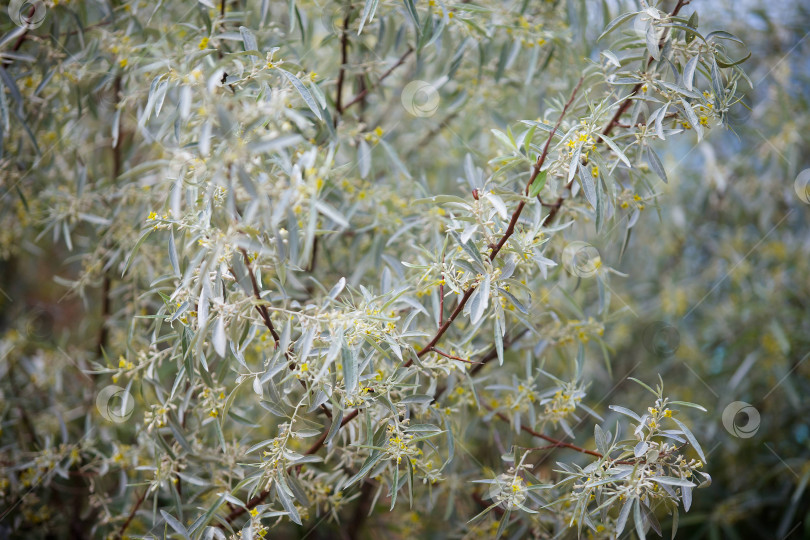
left=405, top=77, right=585, bottom=366
left=342, top=47, right=414, bottom=111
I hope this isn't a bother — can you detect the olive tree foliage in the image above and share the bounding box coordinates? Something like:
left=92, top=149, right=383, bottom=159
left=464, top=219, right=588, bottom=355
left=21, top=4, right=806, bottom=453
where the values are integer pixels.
left=0, top=0, right=750, bottom=538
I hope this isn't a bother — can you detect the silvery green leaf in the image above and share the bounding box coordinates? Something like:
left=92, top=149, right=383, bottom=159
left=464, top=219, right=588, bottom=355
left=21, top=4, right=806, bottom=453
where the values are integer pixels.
left=358, top=0, right=380, bottom=34
left=160, top=510, right=191, bottom=540
left=684, top=55, right=699, bottom=91
left=634, top=441, right=649, bottom=457
left=239, top=26, right=259, bottom=61
left=470, top=274, right=490, bottom=324
left=460, top=224, right=478, bottom=244
left=609, top=405, right=641, bottom=422
left=328, top=277, right=346, bottom=300
left=601, top=50, right=621, bottom=68
left=680, top=98, right=701, bottom=140
left=578, top=163, right=597, bottom=209
left=314, top=200, right=349, bottom=228
left=213, top=317, right=226, bottom=358
left=600, top=135, right=631, bottom=168
left=400, top=395, right=433, bottom=405
left=646, top=146, right=668, bottom=184
left=484, top=192, right=508, bottom=220
left=494, top=325, right=504, bottom=365
left=341, top=343, right=358, bottom=393
left=498, top=288, right=527, bottom=314
left=634, top=498, right=646, bottom=540
left=594, top=424, right=609, bottom=455
left=652, top=476, right=695, bottom=487
left=710, top=59, right=724, bottom=102
left=672, top=418, right=706, bottom=462
left=646, top=24, right=660, bottom=61
left=358, top=139, right=371, bottom=179
left=169, top=232, right=180, bottom=278
left=278, top=68, right=323, bottom=121
left=275, top=475, right=302, bottom=525
left=248, top=134, right=303, bottom=154
left=598, top=11, right=638, bottom=42
left=616, top=496, right=633, bottom=535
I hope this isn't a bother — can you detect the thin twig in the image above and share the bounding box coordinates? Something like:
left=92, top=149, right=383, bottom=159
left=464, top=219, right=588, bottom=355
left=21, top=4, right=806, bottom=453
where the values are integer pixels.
left=117, top=488, right=148, bottom=539
left=235, top=250, right=331, bottom=419
left=334, top=12, right=351, bottom=125
left=238, top=248, right=280, bottom=346
left=405, top=77, right=585, bottom=366
left=429, top=347, right=481, bottom=364
left=342, top=47, right=414, bottom=111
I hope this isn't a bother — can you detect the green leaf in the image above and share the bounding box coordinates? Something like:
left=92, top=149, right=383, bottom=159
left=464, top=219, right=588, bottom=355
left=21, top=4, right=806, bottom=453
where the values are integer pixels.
left=598, top=11, right=638, bottom=42
left=160, top=509, right=191, bottom=540
left=645, top=146, right=668, bottom=184
left=278, top=68, right=323, bottom=121
left=672, top=417, right=706, bottom=462
left=358, top=0, right=380, bottom=34
left=528, top=170, right=547, bottom=198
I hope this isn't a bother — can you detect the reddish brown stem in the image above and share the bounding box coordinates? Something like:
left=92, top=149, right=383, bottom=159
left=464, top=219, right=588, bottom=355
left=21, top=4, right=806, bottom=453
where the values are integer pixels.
left=117, top=489, right=148, bottom=539
left=342, top=48, right=414, bottom=111
left=429, top=347, right=481, bottom=364
left=405, top=77, right=584, bottom=366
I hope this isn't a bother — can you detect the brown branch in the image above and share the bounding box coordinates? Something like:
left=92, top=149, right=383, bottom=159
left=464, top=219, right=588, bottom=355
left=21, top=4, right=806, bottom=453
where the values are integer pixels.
left=334, top=12, right=351, bottom=125
left=236, top=249, right=331, bottom=420
left=428, top=347, right=481, bottom=364
left=404, top=77, right=584, bottom=366
left=494, top=411, right=603, bottom=458
left=117, top=488, right=148, bottom=539
left=541, top=0, right=690, bottom=222
left=342, top=47, right=414, bottom=111
left=238, top=248, right=280, bottom=346
left=219, top=409, right=360, bottom=526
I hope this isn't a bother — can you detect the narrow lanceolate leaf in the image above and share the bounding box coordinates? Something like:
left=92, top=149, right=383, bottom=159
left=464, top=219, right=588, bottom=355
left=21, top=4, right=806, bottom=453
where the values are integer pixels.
left=684, top=55, right=699, bottom=91
left=469, top=274, right=490, bottom=324
left=598, top=11, right=638, bottom=42
left=634, top=498, right=647, bottom=540
left=651, top=476, right=696, bottom=487
left=160, top=510, right=191, bottom=540
left=646, top=24, right=660, bottom=61
left=277, top=68, right=323, bottom=120
left=528, top=169, right=548, bottom=198
left=341, top=343, right=358, bottom=393
left=673, top=418, right=706, bottom=462
left=239, top=26, right=259, bottom=60
left=213, top=317, right=227, bottom=358
left=578, top=163, right=597, bottom=209
left=358, top=139, right=371, bottom=179
left=616, top=496, right=633, bottom=535
left=358, top=0, right=380, bottom=34
left=600, top=134, right=632, bottom=167
left=646, top=146, right=668, bottom=184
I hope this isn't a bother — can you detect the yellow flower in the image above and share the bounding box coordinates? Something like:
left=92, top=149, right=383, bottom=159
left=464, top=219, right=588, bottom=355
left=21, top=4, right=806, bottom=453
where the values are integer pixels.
left=199, top=37, right=209, bottom=50
left=591, top=166, right=599, bottom=178
left=250, top=508, right=259, bottom=517
left=147, top=211, right=157, bottom=220
left=209, top=409, right=218, bottom=418
left=118, top=58, right=128, bottom=68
